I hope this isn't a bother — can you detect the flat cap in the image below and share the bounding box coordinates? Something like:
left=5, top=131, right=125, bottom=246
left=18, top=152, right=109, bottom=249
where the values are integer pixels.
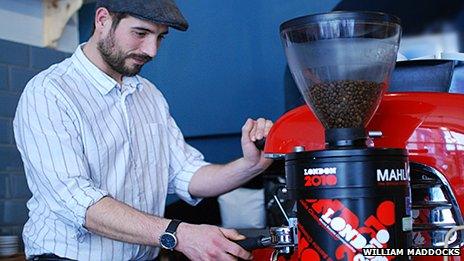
left=96, top=0, right=189, bottom=31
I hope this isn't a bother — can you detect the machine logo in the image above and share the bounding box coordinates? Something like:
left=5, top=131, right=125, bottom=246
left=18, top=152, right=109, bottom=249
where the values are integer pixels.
left=304, top=167, right=337, bottom=175
left=304, top=167, right=337, bottom=187
left=376, top=169, right=409, bottom=183
left=300, top=199, right=396, bottom=261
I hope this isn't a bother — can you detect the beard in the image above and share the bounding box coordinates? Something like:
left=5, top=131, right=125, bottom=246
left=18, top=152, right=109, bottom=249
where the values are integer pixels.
left=97, top=32, right=152, bottom=77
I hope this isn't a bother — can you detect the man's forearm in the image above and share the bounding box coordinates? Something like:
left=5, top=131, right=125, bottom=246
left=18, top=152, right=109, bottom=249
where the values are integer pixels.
left=188, top=157, right=264, bottom=198
left=85, top=196, right=169, bottom=246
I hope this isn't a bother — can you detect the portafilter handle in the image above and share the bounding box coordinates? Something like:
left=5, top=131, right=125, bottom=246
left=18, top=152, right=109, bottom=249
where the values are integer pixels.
left=234, top=235, right=272, bottom=251
left=234, top=226, right=296, bottom=251
left=234, top=186, right=298, bottom=254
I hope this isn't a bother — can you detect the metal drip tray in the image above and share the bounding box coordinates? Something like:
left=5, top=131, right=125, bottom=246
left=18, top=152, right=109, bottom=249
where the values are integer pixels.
left=412, top=229, right=459, bottom=247
left=411, top=186, right=448, bottom=202
left=413, top=208, right=456, bottom=225
left=410, top=163, right=464, bottom=247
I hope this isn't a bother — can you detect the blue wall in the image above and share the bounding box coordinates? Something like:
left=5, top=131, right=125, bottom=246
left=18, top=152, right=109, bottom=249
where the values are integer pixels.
left=152, top=1, right=341, bottom=136
left=0, top=39, right=70, bottom=238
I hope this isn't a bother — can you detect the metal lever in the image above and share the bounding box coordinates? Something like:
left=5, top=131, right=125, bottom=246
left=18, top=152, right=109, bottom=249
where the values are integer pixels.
left=254, top=138, right=266, bottom=151
left=274, top=194, right=290, bottom=225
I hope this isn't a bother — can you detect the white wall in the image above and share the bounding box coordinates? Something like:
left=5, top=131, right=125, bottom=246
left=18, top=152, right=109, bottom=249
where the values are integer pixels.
left=0, top=0, right=79, bottom=53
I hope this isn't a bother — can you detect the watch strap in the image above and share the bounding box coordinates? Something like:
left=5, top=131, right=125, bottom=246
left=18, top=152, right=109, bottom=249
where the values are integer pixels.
left=166, top=219, right=182, bottom=234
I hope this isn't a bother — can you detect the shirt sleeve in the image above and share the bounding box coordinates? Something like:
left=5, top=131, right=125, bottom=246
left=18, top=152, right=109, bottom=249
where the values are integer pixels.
left=162, top=102, right=210, bottom=206
left=13, top=77, right=108, bottom=240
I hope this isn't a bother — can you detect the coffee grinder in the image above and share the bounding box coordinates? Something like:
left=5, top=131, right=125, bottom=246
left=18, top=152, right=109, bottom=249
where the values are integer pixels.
left=278, top=11, right=411, bottom=260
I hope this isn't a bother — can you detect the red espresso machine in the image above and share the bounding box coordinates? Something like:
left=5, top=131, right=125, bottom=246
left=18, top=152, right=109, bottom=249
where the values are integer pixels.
left=245, top=11, right=464, bottom=261
left=256, top=93, right=464, bottom=261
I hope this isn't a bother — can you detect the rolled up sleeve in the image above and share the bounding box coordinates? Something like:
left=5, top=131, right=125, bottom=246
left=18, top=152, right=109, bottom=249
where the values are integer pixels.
left=13, top=80, right=108, bottom=239
left=164, top=112, right=210, bottom=206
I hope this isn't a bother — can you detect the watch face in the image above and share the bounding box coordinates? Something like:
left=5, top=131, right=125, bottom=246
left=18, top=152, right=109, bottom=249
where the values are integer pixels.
left=160, top=233, right=177, bottom=249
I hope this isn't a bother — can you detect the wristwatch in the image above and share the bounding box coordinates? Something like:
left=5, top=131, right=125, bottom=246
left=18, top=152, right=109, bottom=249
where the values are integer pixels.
left=159, top=219, right=182, bottom=250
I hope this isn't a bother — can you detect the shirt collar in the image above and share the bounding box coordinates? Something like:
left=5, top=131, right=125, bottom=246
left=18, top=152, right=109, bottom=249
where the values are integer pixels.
left=72, top=43, right=143, bottom=95
left=122, top=75, right=144, bottom=92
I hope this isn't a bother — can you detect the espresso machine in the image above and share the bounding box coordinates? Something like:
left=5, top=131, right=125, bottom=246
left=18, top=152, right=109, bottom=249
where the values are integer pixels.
left=240, top=10, right=464, bottom=261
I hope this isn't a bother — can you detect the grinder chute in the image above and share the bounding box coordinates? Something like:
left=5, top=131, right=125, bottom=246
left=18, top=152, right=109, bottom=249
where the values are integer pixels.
left=280, top=11, right=401, bottom=148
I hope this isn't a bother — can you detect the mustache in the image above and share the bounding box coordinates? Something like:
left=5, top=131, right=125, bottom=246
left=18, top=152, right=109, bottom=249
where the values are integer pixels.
left=128, top=53, right=153, bottom=63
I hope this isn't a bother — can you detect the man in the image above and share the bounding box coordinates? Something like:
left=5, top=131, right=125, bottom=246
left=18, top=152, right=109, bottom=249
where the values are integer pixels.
left=13, top=0, right=273, bottom=260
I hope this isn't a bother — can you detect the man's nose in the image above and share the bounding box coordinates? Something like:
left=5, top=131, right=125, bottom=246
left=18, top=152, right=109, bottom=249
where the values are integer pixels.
left=140, top=38, right=158, bottom=58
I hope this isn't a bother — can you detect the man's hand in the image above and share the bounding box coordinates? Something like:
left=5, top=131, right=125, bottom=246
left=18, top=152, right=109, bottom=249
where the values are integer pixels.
left=241, top=118, right=273, bottom=172
left=188, top=117, right=274, bottom=198
left=176, top=223, right=253, bottom=260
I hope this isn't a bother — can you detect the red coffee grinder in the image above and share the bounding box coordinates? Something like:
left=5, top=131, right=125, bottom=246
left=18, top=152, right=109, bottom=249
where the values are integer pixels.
left=273, top=11, right=411, bottom=260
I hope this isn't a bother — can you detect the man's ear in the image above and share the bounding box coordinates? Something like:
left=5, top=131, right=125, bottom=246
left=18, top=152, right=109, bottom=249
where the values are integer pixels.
left=94, top=7, right=112, bottom=33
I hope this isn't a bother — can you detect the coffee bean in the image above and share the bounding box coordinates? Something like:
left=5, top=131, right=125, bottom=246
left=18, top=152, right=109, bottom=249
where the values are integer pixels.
left=308, top=80, right=385, bottom=128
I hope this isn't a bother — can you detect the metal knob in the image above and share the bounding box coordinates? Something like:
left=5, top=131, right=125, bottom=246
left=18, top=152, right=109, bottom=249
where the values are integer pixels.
left=368, top=131, right=383, bottom=138
left=293, top=146, right=305, bottom=152
left=270, top=227, right=293, bottom=245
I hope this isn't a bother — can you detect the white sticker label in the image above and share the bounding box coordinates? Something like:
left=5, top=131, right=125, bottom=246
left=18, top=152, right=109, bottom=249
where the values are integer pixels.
left=402, top=217, right=413, bottom=231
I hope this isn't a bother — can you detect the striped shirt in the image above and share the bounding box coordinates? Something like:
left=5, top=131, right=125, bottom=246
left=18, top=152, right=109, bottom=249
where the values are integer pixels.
left=13, top=43, right=209, bottom=260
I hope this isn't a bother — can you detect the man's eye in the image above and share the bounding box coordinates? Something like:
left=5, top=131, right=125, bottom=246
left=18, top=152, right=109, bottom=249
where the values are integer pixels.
left=134, top=32, right=146, bottom=37
left=158, top=34, right=166, bottom=40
